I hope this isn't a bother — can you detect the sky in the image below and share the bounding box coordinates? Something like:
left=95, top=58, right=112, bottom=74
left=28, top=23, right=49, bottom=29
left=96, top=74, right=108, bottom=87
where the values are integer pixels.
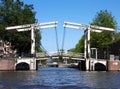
left=22, top=0, right=120, bottom=53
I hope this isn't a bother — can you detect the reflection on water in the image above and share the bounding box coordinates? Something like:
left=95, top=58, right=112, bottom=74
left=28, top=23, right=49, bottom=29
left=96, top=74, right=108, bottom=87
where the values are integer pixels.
left=0, top=68, right=120, bottom=89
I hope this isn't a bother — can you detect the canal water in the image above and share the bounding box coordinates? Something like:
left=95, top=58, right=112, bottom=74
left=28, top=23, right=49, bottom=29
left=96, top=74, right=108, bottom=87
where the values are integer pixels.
left=0, top=68, right=120, bottom=89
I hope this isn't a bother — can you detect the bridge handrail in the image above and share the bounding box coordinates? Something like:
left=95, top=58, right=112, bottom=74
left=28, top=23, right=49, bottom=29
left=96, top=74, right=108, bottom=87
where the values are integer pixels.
left=36, top=52, right=84, bottom=59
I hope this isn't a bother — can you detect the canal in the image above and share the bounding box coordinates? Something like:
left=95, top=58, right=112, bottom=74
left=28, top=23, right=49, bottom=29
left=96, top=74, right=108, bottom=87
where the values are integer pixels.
left=0, top=67, right=120, bottom=89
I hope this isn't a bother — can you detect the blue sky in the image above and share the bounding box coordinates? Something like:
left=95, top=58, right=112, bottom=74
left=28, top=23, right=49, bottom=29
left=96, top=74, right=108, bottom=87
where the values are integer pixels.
left=22, top=0, right=120, bottom=53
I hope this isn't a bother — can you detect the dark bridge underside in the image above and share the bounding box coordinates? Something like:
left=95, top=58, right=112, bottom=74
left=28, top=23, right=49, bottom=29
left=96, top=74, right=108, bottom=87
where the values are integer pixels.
left=95, top=63, right=106, bottom=71
left=16, top=62, right=30, bottom=70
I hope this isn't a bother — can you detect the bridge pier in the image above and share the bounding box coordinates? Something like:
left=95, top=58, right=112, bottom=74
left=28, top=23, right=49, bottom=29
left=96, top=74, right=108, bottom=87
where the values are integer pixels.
left=15, top=58, right=37, bottom=70
left=0, top=58, right=37, bottom=71
left=90, top=59, right=107, bottom=71
left=86, top=59, right=90, bottom=71
left=78, top=59, right=107, bottom=71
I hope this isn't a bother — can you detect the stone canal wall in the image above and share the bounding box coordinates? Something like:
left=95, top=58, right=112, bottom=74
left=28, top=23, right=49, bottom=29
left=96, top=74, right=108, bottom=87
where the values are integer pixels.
left=0, top=59, right=15, bottom=70
left=0, top=58, right=37, bottom=71
left=78, top=60, right=120, bottom=71
left=107, top=60, right=120, bottom=71
left=0, top=58, right=120, bottom=71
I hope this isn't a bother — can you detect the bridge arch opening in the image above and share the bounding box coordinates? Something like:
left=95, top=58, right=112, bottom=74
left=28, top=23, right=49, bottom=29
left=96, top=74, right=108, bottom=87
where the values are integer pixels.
left=16, top=62, right=30, bottom=70
left=95, top=62, right=106, bottom=71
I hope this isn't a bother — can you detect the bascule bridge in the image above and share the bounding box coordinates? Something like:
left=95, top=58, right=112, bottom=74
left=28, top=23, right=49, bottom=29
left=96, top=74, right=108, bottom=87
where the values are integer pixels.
left=63, top=21, right=114, bottom=71
left=0, top=21, right=115, bottom=71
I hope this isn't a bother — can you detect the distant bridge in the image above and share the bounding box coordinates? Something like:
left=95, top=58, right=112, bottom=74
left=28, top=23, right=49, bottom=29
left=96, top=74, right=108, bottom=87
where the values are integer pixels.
left=36, top=52, right=107, bottom=71
left=36, top=52, right=84, bottom=60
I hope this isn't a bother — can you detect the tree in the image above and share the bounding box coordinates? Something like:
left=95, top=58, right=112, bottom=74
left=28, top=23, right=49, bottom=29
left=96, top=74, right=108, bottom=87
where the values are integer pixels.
left=90, top=10, right=117, bottom=48
left=68, top=36, right=84, bottom=53
left=35, top=30, right=41, bottom=52
left=90, top=10, right=117, bottom=59
left=0, top=0, right=41, bottom=54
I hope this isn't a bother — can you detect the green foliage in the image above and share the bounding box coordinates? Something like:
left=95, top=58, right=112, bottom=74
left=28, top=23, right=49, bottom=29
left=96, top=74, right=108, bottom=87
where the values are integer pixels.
left=109, top=32, right=120, bottom=55
left=90, top=10, right=117, bottom=49
left=91, top=10, right=117, bottom=29
left=74, top=36, right=84, bottom=53
left=112, top=32, right=120, bottom=43
left=0, top=0, right=41, bottom=54
left=35, top=30, right=41, bottom=52
left=68, top=36, right=84, bottom=53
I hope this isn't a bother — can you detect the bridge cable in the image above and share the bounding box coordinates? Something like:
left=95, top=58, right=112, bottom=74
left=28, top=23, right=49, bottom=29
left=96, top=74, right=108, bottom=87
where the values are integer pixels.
left=61, top=27, right=66, bottom=56
left=55, top=26, right=60, bottom=55
left=40, top=44, right=50, bottom=56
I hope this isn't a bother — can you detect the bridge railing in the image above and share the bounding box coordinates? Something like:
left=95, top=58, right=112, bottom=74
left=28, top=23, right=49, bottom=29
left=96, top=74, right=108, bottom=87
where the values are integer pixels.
left=63, top=52, right=84, bottom=58
left=36, top=52, right=84, bottom=59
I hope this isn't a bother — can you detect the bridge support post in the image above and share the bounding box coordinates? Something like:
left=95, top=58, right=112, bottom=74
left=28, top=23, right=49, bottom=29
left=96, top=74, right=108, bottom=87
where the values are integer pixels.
left=89, top=59, right=95, bottom=71
left=86, top=59, right=95, bottom=71
left=86, top=59, right=90, bottom=71
left=30, top=58, right=37, bottom=70
left=15, top=58, right=37, bottom=71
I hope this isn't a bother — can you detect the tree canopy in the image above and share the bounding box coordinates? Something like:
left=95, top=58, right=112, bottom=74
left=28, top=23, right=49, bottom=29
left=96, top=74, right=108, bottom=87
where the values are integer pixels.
left=0, top=0, right=41, bottom=54
left=90, top=10, right=117, bottom=49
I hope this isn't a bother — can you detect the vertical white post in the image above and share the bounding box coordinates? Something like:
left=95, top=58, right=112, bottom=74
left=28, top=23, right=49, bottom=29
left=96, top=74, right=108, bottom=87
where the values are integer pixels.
left=84, top=30, right=87, bottom=59
left=31, top=27, right=35, bottom=54
left=85, top=29, right=90, bottom=71
left=96, top=48, right=97, bottom=59
left=86, top=59, right=90, bottom=71
left=87, top=28, right=91, bottom=59
left=33, top=58, right=37, bottom=70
